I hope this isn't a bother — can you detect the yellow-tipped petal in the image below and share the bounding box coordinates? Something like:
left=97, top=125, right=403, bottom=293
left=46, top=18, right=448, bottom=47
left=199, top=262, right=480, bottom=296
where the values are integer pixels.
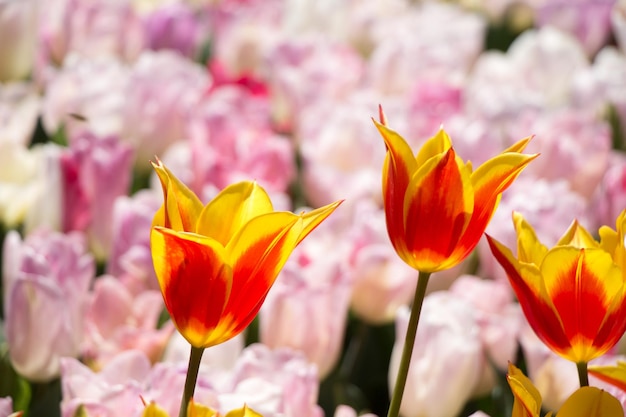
left=224, top=405, right=263, bottom=417
left=152, top=158, right=203, bottom=232
left=504, top=136, right=534, bottom=153
left=196, top=181, right=274, bottom=246
left=555, top=387, right=622, bottom=417
left=588, top=362, right=626, bottom=392
left=415, top=128, right=452, bottom=166
left=298, top=200, right=342, bottom=245
left=188, top=399, right=218, bottom=417
left=142, top=402, right=170, bottom=417
left=513, top=212, right=549, bottom=265
left=507, top=363, right=542, bottom=417
left=557, top=219, right=599, bottom=249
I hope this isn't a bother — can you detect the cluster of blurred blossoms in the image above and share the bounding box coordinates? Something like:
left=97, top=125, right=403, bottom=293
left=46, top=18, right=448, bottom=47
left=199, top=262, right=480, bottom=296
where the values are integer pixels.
left=2, top=0, right=626, bottom=416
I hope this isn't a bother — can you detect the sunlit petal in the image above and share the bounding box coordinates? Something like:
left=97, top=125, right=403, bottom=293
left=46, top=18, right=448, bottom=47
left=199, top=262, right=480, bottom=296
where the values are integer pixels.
left=196, top=181, right=274, bottom=246
left=588, top=362, right=626, bottom=392
left=555, top=387, right=622, bottom=417
left=402, top=148, right=473, bottom=271
left=507, top=363, right=542, bottom=417
left=513, top=212, right=549, bottom=265
left=151, top=227, right=231, bottom=347
left=152, top=158, right=203, bottom=231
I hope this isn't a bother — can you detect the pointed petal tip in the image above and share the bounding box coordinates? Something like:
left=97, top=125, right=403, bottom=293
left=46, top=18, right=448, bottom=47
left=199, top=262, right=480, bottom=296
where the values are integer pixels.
left=378, top=104, right=387, bottom=125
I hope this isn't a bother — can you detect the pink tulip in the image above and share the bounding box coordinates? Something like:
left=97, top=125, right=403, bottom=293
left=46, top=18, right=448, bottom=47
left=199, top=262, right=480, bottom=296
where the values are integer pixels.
left=346, top=201, right=417, bottom=324
left=590, top=152, right=626, bottom=229
left=613, top=0, right=626, bottom=54
left=260, top=221, right=352, bottom=378
left=121, top=50, right=209, bottom=165
left=187, top=85, right=295, bottom=198
left=223, top=344, right=323, bottom=417
left=389, top=293, right=482, bottom=417
left=0, top=82, right=40, bottom=147
left=534, top=0, right=615, bottom=56
left=0, top=397, right=13, bottom=417
left=334, top=404, right=377, bottom=417
left=107, top=190, right=162, bottom=294
left=3, top=229, right=94, bottom=381
left=61, top=133, right=134, bottom=259
left=82, top=276, right=174, bottom=370
left=142, top=2, right=207, bottom=58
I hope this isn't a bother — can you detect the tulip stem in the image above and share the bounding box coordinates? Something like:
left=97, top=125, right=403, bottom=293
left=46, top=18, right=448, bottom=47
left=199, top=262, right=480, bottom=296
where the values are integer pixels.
left=577, top=361, right=589, bottom=387
left=387, top=271, right=431, bottom=417
left=179, top=346, right=205, bottom=417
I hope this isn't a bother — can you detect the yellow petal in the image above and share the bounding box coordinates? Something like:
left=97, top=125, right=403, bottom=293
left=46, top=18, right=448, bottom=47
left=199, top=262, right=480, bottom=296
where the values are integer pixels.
left=555, top=387, right=622, bottom=417
left=188, top=399, right=218, bottom=417
left=556, top=219, right=599, bottom=249
left=504, top=136, right=534, bottom=153
left=224, top=405, right=263, bottom=417
left=152, top=158, right=203, bottom=232
left=142, top=402, right=170, bottom=417
left=196, top=181, right=273, bottom=246
left=415, top=128, right=452, bottom=167
left=507, top=363, right=542, bottom=417
left=297, top=200, right=343, bottom=245
left=513, top=212, right=548, bottom=265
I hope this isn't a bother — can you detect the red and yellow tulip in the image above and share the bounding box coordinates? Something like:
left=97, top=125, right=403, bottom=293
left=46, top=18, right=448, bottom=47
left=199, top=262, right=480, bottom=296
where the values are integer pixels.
left=373, top=110, right=537, bottom=272
left=150, top=159, right=341, bottom=348
left=487, top=211, right=626, bottom=363
left=507, top=363, right=622, bottom=417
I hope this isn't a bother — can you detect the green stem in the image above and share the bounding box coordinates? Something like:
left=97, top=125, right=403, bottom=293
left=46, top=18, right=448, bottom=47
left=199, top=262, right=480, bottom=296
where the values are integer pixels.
left=387, top=271, right=431, bottom=417
left=577, top=361, right=589, bottom=387
left=179, top=346, right=205, bottom=417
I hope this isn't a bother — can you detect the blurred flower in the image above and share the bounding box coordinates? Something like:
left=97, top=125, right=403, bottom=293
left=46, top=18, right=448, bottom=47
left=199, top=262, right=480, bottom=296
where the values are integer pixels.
left=590, top=47, right=626, bottom=146
left=374, top=112, right=536, bottom=273
left=368, top=2, right=485, bottom=95
left=0, top=397, right=13, bottom=417
left=82, top=276, right=174, bottom=370
left=614, top=0, right=626, bottom=53
left=142, top=2, right=206, bottom=58
left=333, top=405, right=377, bottom=417
left=0, top=82, right=40, bottom=146
left=107, top=190, right=162, bottom=294
left=41, top=54, right=129, bottom=138
left=259, top=219, right=352, bottom=378
left=221, top=344, right=322, bottom=417
left=346, top=201, right=417, bottom=324
left=60, top=133, right=134, bottom=259
left=590, top=152, right=626, bottom=230
left=487, top=211, right=626, bottom=363
left=37, top=0, right=144, bottom=72
left=3, top=229, right=94, bottom=381
left=163, top=331, right=244, bottom=372
left=0, top=0, right=38, bottom=82
left=509, top=109, right=611, bottom=199
left=121, top=50, right=209, bottom=166
left=533, top=0, right=615, bottom=57
left=150, top=160, right=341, bottom=348
left=450, top=275, right=521, bottom=396
left=389, top=293, right=482, bottom=417
left=187, top=85, right=294, bottom=199
left=61, top=350, right=155, bottom=417
left=0, top=141, right=42, bottom=227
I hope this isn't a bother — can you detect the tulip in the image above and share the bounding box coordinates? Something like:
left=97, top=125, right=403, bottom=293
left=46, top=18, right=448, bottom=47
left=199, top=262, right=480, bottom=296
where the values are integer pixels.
left=375, top=108, right=536, bottom=417
left=150, top=159, right=340, bottom=417
left=487, top=210, right=626, bottom=386
left=374, top=111, right=537, bottom=273
left=507, top=363, right=623, bottom=417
